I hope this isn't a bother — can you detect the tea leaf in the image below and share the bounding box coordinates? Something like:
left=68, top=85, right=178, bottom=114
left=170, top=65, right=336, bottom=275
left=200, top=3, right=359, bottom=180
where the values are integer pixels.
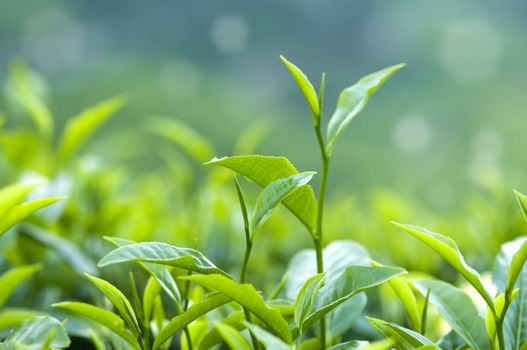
left=98, top=242, right=228, bottom=276
left=85, top=273, right=141, bottom=336
left=58, top=95, right=127, bottom=162
left=413, top=279, right=490, bottom=350
left=0, top=264, right=41, bottom=308
left=53, top=301, right=140, bottom=349
left=198, top=311, right=246, bottom=350
left=153, top=293, right=231, bottom=350
left=280, top=55, right=320, bottom=126
left=2, top=315, right=70, bottom=349
left=244, top=321, right=292, bottom=350
left=303, top=265, right=406, bottom=331
left=0, top=182, right=38, bottom=219
left=294, top=272, right=325, bottom=333
left=206, top=155, right=317, bottom=233
left=367, top=317, right=434, bottom=349
left=0, top=308, right=43, bottom=331
left=215, top=323, right=252, bottom=350
left=393, top=222, right=493, bottom=308
left=326, top=64, right=404, bottom=156
left=152, top=118, right=215, bottom=163
left=251, top=172, right=316, bottom=236
left=182, top=274, right=292, bottom=343
left=515, top=190, right=527, bottom=223
left=326, top=340, right=369, bottom=350
left=143, top=277, right=161, bottom=322
left=0, top=196, right=65, bottom=236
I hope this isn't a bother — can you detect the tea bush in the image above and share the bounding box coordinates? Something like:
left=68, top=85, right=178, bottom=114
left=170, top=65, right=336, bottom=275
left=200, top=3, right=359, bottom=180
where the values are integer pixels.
left=0, top=57, right=525, bottom=350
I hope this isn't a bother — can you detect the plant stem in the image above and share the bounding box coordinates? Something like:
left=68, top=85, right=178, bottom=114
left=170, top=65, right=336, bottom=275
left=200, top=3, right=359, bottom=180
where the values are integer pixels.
left=240, top=240, right=253, bottom=284
left=182, top=270, right=193, bottom=350
left=314, top=125, right=330, bottom=349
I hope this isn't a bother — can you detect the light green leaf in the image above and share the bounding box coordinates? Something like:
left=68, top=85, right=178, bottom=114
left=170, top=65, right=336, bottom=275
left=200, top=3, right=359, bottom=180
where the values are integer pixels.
left=493, top=236, right=527, bottom=350
left=143, top=277, right=161, bottom=322
left=367, top=317, right=434, bottom=349
left=85, top=274, right=140, bottom=337
left=0, top=264, right=41, bottom=308
left=372, top=260, right=420, bottom=331
left=58, top=95, right=127, bottom=162
left=0, top=182, right=38, bottom=219
left=2, top=316, right=70, bottom=349
left=507, top=239, right=527, bottom=295
left=215, top=323, right=252, bottom=350
left=393, top=222, right=493, bottom=308
left=0, top=196, right=65, bottom=237
left=206, top=155, right=317, bottom=233
left=303, top=265, right=405, bottom=331
left=326, top=340, right=368, bottom=350
left=22, top=224, right=97, bottom=275
left=198, top=311, right=246, bottom=350
left=53, top=301, right=140, bottom=349
left=152, top=117, right=215, bottom=163
left=244, top=322, right=292, bottom=350
left=326, top=64, right=404, bottom=156
left=98, top=242, right=228, bottom=276
left=153, top=293, right=231, bottom=350
left=280, top=55, right=320, bottom=125
left=181, top=274, right=292, bottom=343
left=515, top=190, right=527, bottom=223
left=0, top=308, right=43, bottom=332
left=251, top=172, right=316, bottom=236
left=104, top=236, right=182, bottom=307
left=294, top=273, right=325, bottom=333
left=413, top=279, right=490, bottom=350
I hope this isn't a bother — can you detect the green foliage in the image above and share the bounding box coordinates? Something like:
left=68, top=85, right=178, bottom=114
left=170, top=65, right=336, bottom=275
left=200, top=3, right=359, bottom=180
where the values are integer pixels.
left=0, top=316, right=70, bottom=350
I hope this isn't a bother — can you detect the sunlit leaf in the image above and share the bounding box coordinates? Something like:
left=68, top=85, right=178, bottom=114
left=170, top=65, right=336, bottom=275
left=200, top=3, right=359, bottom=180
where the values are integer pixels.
left=280, top=55, right=320, bottom=126
left=198, top=311, right=246, bottom=350
left=0, top=196, right=65, bottom=237
left=367, top=317, right=434, bottom=349
left=393, top=222, right=493, bottom=307
left=152, top=117, right=215, bottom=163
left=0, top=264, right=41, bottom=308
left=181, top=274, right=292, bottom=343
left=58, top=95, right=127, bottom=162
left=215, top=323, right=252, bottom=350
left=206, top=155, right=317, bottom=233
left=53, top=301, right=140, bottom=349
left=413, top=279, right=490, bottom=350
left=0, top=308, right=43, bottom=332
left=244, top=322, right=292, bottom=350
left=303, top=265, right=405, bottom=331
left=98, top=242, right=228, bottom=276
left=2, top=316, right=70, bottom=349
left=251, top=172, right=316, bottom=236
left=0, top=182, right=38, bottom=219
left=515, top=190, right=527, bottom=223
left=153, top=293, right=231, bottom=350
left=294, top=272, right=325, bottom=333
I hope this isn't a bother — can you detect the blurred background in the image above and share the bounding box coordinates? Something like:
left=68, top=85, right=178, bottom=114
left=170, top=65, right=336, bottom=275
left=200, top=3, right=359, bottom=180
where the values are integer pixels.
left=1, top=0, right=527, bottom=345
left=2, top=0, right=526, bottom=210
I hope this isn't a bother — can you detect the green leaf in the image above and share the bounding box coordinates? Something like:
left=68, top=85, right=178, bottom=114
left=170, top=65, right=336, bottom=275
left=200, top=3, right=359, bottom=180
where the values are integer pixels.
left=0, top=264, right=41, bottom=308
left=152, top=117, right=215, bottom=163
left=2, top=316, right=70, bottom=349
left=371, top=260, right=420, bottom=331
left=85, top=274, right=140, bottom=337
left=251, top=172, right=316, bottom=236
left=303, top=265, right=405, bottom=331
left=198, top=311, right=246, bottom=350
left=326, top=340, right=368, bottom=350
left=493, top=236, right=527, bottom=350
left=515, top=190, right=527, bottom=223
left=53, top=301, right=140, bottom=349
left=367, top=317, right=434, bottom=349
left=153, top=293, right=231, bottom=350
left=393, top=222, right=493, bottom=308
left=58, top=95, right=127, bottom=162
left=0, top=308, right=43, bottom=332
left=507, top=239, right=527, bottom=296
left=326, top=63, right=404, bottom=156
left=8, top=59, right=54, bottom=138
left=294, top=273, right=325, bottom=333
left=244, top=322, right=292, bottom=350
left=314, top=295, right=366, bottom=339
left=22, top=224, right=97, bottom=275
left=206, top=155, right=317, bottom=233
left=143, top=277, right=161, bottom=322
left=104, top=236, right=183, bottom=307
left=215, top=323, right=252, bottom=350
left=437, top=331, right=467, bottom=350
left=0, top=182, right=37, bottom=219
left=280, top=55, right=320, bottom=125
left=0, top=196, right=65, bottom=237
left=413, top=279, right=490, bottom=350
left=98, top=242, right=228, bottom=276
left=181, top=274, right=292, bottom=343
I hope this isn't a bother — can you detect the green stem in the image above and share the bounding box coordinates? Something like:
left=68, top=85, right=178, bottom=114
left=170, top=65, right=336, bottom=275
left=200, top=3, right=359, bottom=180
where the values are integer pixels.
left=240, top=240, right=253, bottom=284
left=182, top=270, right=193, bottom=350
left=314, top=125, right=330, bottom=349
left=495, top=293, right=511, bottom=350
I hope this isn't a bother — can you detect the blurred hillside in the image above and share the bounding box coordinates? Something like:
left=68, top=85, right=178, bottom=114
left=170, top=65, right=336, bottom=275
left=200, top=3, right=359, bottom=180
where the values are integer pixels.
left=1, top=0, right=526, bottom=211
